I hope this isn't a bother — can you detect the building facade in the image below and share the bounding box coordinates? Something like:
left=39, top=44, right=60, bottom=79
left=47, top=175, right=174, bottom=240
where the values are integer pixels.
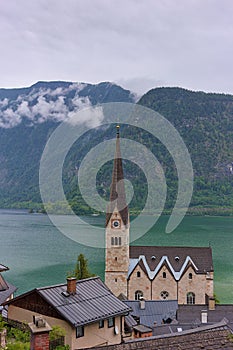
left=105, top=128, right=214, bottom=304
left=5, top=277, right=131, bottom=349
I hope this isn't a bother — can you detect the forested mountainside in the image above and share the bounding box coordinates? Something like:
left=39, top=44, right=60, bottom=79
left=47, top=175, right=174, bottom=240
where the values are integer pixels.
left=1, top=82, right=233, bottom=215
left=0, top=81, right=135, bottom=209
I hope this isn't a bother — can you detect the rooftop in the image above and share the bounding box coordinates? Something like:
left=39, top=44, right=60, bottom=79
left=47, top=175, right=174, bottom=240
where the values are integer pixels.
left=123, top=300, right=178, bottom=328
left=129, top=246, right=213, bottom=280
left=6, top=276, right=131, bottom=327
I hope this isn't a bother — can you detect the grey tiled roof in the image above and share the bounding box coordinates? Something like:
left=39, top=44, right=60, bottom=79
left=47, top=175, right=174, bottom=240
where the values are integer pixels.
left=83, top=319, right=233, bottom=350
left=130, top=246, right=213, bottom=274
left=123, top=300, right=178, bottom=328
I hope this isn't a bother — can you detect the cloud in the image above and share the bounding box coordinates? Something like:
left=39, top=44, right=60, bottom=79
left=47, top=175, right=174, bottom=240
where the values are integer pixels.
left=0, top=83, right=91, bottom=128
left=0, top=1, right=233, bottom=95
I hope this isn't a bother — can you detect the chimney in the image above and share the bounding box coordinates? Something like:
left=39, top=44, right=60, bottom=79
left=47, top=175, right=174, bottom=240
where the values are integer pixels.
left=67, top=277, right=77, bottom=295
left=29, top=316, right=52, bottom=350
left=208, top=296, right=215, bottom=310
left=139, top=299, right=145, bottom=310
left=201, top=310, right=208, bottom=323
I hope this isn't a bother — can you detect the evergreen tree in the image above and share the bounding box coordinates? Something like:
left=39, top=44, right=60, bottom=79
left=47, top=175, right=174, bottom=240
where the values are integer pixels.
left=74, top=254, right=95, bottom=280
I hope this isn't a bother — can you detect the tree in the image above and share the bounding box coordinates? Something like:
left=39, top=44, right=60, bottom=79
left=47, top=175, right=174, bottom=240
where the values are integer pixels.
left=74, top=254, right=95, bottom=280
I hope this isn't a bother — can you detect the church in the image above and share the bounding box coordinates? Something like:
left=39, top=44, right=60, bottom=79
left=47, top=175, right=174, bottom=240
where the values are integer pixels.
left=105, top=126, right=214, bottom=305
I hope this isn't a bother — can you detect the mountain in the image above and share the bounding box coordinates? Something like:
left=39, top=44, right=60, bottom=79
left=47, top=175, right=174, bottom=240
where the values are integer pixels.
left=138, top=87, right=233, bottom=213
left=0, top=81, right=136, bottom=209
left=1, top=82, right=233, bottom=215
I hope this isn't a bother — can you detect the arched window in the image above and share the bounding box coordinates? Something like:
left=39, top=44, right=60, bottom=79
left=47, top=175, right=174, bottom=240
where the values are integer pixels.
left=135, top=290, right=143, bottom=300
left=119, top=237, right=122, bottom=245
left=160, top=291, right=169, bottom=300
left=163, top=272, right=166, bottom=279
left=187, top=292, right=195, bottom=304
left=115, top=237, right=118, bottom=245
left=137, top=271, right=141, bottom=278
left=189, top=273, right=193, bottom=280
left=111, top=237, right=114, bottom=245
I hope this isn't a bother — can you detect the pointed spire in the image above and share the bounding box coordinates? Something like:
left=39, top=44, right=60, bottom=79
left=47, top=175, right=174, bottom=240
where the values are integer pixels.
left=106, top=125, right=129, bottom=227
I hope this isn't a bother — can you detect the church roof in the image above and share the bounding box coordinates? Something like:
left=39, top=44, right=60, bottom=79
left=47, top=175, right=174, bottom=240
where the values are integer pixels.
left=129, top=246, right=213, bottom=280
left=106, top=126, right=129, bottom=227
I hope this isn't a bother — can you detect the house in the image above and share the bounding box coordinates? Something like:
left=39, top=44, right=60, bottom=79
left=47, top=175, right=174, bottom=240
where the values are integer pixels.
left=105, top=126, right=214, bottom=304
left=4, top=276, right=131, bottom=349
left=0, top=264, right=17, bottom=315
left=83, top=319, right=233, bottom=350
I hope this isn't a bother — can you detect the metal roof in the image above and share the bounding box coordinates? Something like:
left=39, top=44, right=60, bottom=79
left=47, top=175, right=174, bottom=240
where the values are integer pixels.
left=123, top=300, right=178, bottom=328
left=36, top=277, right=131, bottom=327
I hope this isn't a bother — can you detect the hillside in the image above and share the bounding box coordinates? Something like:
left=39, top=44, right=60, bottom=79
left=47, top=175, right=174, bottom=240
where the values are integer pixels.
left=1, top=83, right=233, bottom=215
left=138, top=87, right=233, bottom=213
left=0, top=81, right=135, bottom=209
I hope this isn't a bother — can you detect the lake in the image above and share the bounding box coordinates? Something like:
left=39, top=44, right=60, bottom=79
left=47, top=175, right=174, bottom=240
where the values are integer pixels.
left=0, top=209, right=233, bottom=303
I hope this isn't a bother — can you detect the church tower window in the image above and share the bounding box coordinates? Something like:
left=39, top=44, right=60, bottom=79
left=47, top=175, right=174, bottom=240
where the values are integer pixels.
left=137, top=271, right=141, bottom=278
left=163, top=272, right=166, bottom=278
left=189, top=273, right=193, bottom=279
left=135, top=290, right=143, bottom=300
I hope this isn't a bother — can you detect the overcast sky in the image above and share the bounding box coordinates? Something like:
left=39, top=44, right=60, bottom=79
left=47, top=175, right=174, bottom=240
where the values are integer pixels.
left=1, top=0, right=233, bottom=95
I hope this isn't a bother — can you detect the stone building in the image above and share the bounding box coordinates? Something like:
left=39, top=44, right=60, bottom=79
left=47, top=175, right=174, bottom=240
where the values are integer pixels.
left=105, top=127, right=214, bottom=304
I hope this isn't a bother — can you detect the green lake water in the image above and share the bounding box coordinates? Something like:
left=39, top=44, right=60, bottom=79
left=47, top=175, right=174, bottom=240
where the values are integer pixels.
left=0, top=209, right=233, bottom=303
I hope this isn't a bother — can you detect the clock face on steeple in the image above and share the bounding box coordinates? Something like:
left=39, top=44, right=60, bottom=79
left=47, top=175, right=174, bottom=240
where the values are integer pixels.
left=111, top=219, right=121, bottom=229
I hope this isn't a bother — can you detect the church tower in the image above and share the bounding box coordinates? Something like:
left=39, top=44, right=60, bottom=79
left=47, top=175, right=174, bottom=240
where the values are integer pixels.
left=105, top=125, right=130, bottom=297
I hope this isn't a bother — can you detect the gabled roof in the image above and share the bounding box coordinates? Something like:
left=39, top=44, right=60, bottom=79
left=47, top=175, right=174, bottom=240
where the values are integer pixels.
left=0, top=281, right=17, bottom=305
left=6, top=277, right=131, bottom=327
left=129, top=246, right=213, bottom=280
left=0, top=264, right=9, bottom=272
left=106, top=127, right=129, bottom=227
left=0, top=274, right=8, bottom=291
left=123, top=300, right=178, bottom=328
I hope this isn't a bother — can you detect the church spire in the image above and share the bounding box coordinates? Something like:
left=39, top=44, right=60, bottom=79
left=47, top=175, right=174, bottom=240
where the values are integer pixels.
left=106, top=125, right=129, bottom=227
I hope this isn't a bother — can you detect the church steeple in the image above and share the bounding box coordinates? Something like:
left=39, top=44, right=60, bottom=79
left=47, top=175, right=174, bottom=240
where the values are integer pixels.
left=106, top=125, right=129, bottom=227
left=105, top=125, right=130, bottom=297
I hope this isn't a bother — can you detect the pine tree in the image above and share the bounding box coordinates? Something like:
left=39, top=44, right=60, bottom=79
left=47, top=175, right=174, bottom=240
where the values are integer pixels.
left=74, top=254, right=95, bottom=280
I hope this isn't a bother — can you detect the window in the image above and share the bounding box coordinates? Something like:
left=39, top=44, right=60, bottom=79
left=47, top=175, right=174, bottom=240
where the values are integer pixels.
left=135, top=290, right=143, bottom=300
left=187, top=292, right=195, bottom=304
left=115, top=278, right=117, bottom=282
left=137, top=271, right=141, bottom=278
left=99, top=319, right=104, bottom=328
left=115, top=257, right=117, bottom=261
left=115, top=237, right=118, bottom=245
left=76, top=326, right=84, bottom=338
left=119, top=237, right=122, bottom=245
left=160, top=291, right=169, bottom=300
left=163, top=272, right=166, bottom=279
left=108, top=317, right=115, bottom=328
left=111, top=237, right=114, bottom=245
left=189, top=273, right=193, bottom=280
